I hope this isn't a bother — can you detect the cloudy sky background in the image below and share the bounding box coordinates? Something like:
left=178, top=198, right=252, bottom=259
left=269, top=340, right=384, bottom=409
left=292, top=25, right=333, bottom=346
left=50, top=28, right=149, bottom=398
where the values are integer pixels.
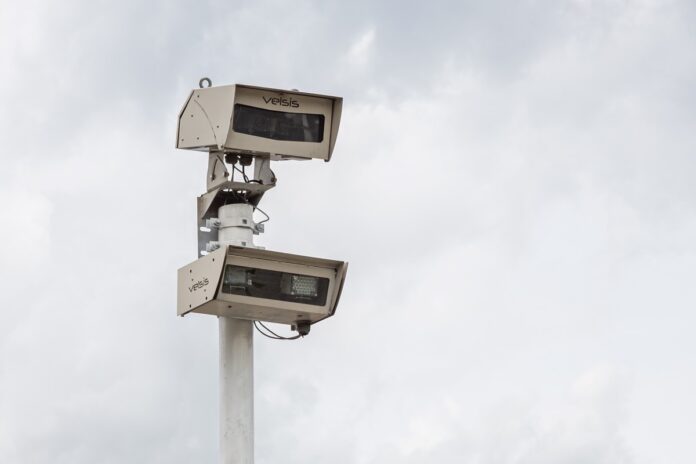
left=1, top=0, right=695, bottom=462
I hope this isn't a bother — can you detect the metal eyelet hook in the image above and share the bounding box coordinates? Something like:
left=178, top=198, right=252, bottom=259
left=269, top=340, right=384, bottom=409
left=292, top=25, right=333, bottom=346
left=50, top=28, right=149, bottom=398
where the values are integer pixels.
left=199, top=77, right=212, bottom=89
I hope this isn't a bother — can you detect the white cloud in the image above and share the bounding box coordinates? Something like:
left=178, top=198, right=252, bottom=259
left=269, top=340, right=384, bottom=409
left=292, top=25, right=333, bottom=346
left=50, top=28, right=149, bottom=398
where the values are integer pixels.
left=347, top=28, right=376, bottom=67
left=0, top=181, right=52, bottom=272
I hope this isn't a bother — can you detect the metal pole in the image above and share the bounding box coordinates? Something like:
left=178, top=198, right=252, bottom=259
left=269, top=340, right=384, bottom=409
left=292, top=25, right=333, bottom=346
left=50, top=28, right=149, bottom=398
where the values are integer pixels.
left=217, top=203, right=257, bottom=464
left=220, top=316, right=254, bottom=464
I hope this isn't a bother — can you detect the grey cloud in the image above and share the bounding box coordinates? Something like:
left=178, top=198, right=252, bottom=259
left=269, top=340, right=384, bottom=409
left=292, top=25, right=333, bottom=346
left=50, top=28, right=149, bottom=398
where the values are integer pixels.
left=2, top=0, right=696, bottom=463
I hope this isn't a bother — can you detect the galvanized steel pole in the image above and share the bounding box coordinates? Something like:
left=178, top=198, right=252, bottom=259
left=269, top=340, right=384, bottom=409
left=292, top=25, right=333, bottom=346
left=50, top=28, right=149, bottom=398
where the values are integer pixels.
left=218, top=203, right=257, bottom=464
left=219, top=317, right=254, bottom=464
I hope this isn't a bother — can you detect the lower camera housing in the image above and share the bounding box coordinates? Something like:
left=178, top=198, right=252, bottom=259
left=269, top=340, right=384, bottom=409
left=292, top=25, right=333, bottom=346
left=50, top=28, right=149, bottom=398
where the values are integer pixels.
left=178, top=245, right=348, bottom=326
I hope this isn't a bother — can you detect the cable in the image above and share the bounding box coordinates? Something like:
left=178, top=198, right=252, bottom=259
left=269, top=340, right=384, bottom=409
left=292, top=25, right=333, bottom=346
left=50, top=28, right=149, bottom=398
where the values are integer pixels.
left=227, top=186, right=271, bottom=224
left=231, top=164, right=265, bottom=184
left=254, top=321, right=301, bottom=340
left=257, top=321, right=285, bottom=338
left=254, top=205, right=270, bottom=224
left=211, top=157, right=221, bottom=181
left=225, top=165, right=272, bottom=225
left=253, top=321, right=301, bottom=340
left=253, top=322, right=276, bottom=339
left=233, top=165, right=250, bottom=183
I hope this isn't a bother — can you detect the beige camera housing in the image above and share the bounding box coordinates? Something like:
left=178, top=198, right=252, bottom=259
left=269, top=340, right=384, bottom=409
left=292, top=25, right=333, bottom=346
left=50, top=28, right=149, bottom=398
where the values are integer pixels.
left=178, top=245, right=348, bottom=325
left=177, top=84, right=343, bottom=161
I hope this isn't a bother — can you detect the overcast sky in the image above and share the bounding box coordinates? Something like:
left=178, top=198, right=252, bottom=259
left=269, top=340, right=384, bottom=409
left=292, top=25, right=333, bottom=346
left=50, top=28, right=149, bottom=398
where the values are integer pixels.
left=1, top=0, right=695, bottom=462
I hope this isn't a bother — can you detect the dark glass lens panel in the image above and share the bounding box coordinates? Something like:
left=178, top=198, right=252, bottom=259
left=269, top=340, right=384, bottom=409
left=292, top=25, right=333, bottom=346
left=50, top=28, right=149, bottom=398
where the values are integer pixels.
left=221, top=265, right=329, bottom=306
left=233, top=104, right=325, bottom=142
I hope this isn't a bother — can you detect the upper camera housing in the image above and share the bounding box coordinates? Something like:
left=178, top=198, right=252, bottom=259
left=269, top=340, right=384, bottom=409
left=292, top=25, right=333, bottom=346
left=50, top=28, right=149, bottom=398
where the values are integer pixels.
left=177, top=84, right=343, bottom=161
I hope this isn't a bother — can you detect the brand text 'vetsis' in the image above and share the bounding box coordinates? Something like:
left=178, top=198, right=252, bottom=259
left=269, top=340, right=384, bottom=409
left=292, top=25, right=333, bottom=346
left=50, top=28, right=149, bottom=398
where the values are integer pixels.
left=189, top=278, right=209, bottom=292
left=262, top=96, right=299, bottom=108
